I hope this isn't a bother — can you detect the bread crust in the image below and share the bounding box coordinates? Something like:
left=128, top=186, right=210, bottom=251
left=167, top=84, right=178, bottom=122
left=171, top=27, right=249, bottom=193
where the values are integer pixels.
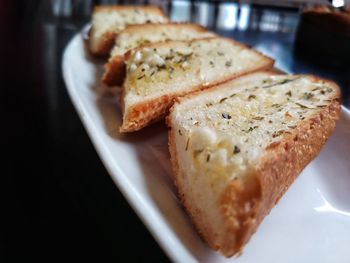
left=103, top=23, right=215, bottom=86
left=167, top=75, right=341, bottom=257
left=89, top=5, right=168, bottom=56
left=120, top=94, right=173, bottom=133
left=102, top=55, right=126, bottom=86
left=90, top=31, right=118, bottom=57
left=122, top=22, right=210, bottom=34
left=120, top=38, right=274, bottom=132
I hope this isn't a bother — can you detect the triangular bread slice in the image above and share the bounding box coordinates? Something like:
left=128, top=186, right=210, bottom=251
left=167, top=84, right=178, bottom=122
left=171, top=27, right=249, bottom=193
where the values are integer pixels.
left=89, top=6, right=168, bottom=56
left=166, top=71, right=341, bottom=257
left=120, top=38, right=274, bottom=132
left=103, top=23, right=216, bottom=86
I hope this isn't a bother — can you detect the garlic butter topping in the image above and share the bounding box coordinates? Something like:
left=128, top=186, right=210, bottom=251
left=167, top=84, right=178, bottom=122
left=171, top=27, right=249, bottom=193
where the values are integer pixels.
left=110, top=26, right=215, bottom=57
left=186, top=127, right=247, bottom=177
left=93, top=8, right=167, bottom=39
left=125, top=38, right=266, bottom=97
left=190, top=127, right=218, bottom=150
left=129, top=49, right=165, bottom=73
left=125, top=45, right=196, bottom=96
left=177, top=75, right=335, bottom=180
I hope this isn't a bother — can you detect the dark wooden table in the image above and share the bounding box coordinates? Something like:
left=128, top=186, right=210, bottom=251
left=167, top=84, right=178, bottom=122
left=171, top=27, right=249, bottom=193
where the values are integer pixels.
left=2, top=1, right=349, bottom=262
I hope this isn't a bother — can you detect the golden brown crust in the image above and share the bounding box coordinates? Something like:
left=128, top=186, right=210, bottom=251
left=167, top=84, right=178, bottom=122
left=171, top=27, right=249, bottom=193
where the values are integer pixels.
left=120, top=94, right=173, bottom=132
left=90, top=31, right=117, bottom=57
left=167, top=76, right=341, bottom=257
left=123, top=22, right=210, bottom=33
left=102, top=55, right=126, bottom=86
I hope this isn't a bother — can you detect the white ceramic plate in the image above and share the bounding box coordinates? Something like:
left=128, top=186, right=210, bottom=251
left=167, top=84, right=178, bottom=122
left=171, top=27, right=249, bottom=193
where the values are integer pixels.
left=62, top=33, right=350, bottom=263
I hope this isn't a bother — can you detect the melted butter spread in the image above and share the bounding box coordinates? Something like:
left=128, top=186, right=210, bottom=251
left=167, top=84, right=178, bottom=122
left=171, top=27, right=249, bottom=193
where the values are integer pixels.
left=124, top=38, right=261, bottom=98
left=176, top=75, right=335, bottom=181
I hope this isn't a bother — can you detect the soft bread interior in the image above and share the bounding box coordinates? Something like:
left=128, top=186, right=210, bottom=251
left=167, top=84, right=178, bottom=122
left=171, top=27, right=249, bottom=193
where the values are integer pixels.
left=169, top=71, right=339, bottom=255
left=121, top=38, right=273, bottom=132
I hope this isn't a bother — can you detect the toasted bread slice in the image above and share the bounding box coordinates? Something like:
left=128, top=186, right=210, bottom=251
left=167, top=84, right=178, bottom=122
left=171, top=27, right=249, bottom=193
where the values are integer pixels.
left=167, top=72, right=341, bottom=257
left=103, top=23, right=216, bottom=86
left=120, top=38, right=274, bottom=132
left=89, top=6, right=168, bottom=56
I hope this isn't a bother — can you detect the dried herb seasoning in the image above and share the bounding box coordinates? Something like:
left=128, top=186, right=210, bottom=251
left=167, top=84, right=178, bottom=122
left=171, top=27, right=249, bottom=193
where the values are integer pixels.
left=233, top=146, right=240, bottom=154
left=295, top=102, right=312, bottom=109
left=302, top=92, right=314, bottom=100
left=185, top=138, right=190, bottom=151
left=222, top=113, right=231, bottom=119
left=219, top=97, right=228, bottom=103
left=262, top=77, right=299, bottom=89
left=225, top=60, right=232, bottom=67
left=206, top=154, right=211, bottom=162
left=272, top=130, right=284, bottom=138
left=248, top=94, right=256, bottom=101
left=244, top=126, right=258, bottom=132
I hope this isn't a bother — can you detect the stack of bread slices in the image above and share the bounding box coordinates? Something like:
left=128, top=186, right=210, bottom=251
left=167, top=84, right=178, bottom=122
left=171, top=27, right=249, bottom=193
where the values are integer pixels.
left=88, top=5, right=341, bottom=257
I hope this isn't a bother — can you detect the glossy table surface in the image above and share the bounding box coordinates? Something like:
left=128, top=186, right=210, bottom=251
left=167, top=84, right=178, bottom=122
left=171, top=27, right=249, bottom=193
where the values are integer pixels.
left=2, top=1, right=349, bottom=262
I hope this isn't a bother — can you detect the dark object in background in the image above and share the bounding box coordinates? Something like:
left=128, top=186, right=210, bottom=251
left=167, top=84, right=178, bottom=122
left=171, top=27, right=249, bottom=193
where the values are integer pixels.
left=295, top=5, right=350, bottom=65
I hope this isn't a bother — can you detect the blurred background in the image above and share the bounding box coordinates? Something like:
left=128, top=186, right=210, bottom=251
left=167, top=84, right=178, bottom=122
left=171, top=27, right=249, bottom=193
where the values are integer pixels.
left=1, top=0, right=349, bottom=262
